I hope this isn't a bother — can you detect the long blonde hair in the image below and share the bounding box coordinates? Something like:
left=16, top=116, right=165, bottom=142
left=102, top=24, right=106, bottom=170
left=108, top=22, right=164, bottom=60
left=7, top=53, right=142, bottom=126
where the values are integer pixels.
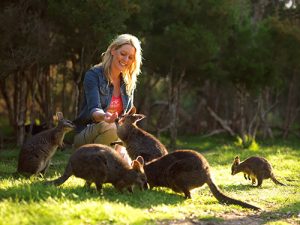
left=99, top=34, right=142, bottom=95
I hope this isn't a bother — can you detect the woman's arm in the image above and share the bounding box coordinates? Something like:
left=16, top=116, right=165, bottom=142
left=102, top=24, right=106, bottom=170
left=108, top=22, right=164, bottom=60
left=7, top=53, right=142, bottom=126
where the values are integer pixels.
left=84, top=70, right=106, bottom=122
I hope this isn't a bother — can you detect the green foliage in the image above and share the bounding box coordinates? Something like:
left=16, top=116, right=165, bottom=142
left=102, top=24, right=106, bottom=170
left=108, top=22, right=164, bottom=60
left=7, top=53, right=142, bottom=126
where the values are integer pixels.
left=47, top=0, right=133, bottom=66
left=234, top=135, right=260, bottom=151
left=0, top=137, right=299, bottom=224
left=221, top=17, right=275, bottom=92
left=0, top=117, right=13, bottom=136
left=144, top=0, right=235, bottom=82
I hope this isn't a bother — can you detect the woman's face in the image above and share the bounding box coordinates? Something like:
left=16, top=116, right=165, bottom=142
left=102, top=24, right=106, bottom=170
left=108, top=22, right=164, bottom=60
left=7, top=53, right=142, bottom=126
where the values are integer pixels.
left=111, top=44, right=136, bottom=74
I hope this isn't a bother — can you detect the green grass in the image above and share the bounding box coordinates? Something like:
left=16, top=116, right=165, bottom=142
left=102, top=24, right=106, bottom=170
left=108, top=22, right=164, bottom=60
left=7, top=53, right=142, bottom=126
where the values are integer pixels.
left=0, top=136, right=299, bottom=225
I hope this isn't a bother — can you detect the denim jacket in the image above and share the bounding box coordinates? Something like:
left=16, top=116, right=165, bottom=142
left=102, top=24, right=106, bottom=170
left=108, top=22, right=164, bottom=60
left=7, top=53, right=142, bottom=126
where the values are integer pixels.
left=73, top=66, right=134, bottom=132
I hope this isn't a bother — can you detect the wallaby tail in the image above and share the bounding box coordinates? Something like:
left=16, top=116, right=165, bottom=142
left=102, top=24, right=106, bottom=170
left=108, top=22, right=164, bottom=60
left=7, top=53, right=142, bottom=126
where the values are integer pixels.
left=46, top=163, right=72, bottom=186
left=270, top=174, right=286, bottom=186
left=207, top=178, right=261, bottom=210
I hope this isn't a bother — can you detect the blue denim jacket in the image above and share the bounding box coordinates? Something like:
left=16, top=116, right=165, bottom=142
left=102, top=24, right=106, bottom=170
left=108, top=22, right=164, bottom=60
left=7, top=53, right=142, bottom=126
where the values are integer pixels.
left=73, top=66, right=134, bottom=132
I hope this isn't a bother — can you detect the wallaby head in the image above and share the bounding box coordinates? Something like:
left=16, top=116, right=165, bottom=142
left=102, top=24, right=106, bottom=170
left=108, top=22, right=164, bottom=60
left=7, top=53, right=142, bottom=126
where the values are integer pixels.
left=116, top=106, right=146, bottom=127
left=121, top=114, right=146, bottom=126
left=115, top=106, right=168, bottom=163
left=130, top=156, right=147, bottom=190
left=56, top=112, right=76, bottom=132
left=231, top=156, right=240, bottom=175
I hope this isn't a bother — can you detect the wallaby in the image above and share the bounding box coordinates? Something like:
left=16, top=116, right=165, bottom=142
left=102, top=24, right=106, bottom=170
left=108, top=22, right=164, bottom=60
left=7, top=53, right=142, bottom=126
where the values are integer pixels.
left=47, top=144, right=147, bottom=193
left=231, top=156, right=286, bottom=187
left=144, top=150, right=261, bottom=210
left=115, top=107, right=168, bottom=163
left=17, top=112, right=75, bottom=176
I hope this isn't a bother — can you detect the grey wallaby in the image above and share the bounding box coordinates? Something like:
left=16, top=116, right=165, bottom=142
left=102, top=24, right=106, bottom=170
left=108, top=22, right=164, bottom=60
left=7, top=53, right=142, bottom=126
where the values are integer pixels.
left=144, top=150, right=261, bottom=210
left=115, top=106, right=168, bottom=163
left=47, top=144, right=147, bottom=193
left=17, top=112, right=75, bottom=176
left=231, top=156, right=286, bottom=187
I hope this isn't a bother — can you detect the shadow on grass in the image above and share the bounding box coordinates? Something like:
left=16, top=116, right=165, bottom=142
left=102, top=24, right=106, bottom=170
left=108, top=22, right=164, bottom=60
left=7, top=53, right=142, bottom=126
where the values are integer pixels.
left=219, top=180, right=297, bottom=193
left=0, top=179, right=184, bottom=208
left=158, top=215, right=263, bottom=225
left=157, top=201, right=300, bottom=225
left=0, top=171, right=16, bottom=178
left=216, top=183, right=258, bottom=192
left=260, top=201, right=300, bottom=224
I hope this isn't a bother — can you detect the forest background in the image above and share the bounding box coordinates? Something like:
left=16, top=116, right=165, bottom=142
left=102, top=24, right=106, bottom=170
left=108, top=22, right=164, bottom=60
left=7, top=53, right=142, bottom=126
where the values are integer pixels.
left=0, top=0, right=300, bottom=150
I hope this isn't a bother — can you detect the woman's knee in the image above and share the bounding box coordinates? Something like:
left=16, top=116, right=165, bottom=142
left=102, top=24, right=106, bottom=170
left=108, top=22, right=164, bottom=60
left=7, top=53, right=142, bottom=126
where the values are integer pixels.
left=94, top=123, right=118, bottom=145
left=73, top=123, right=118, bottom=147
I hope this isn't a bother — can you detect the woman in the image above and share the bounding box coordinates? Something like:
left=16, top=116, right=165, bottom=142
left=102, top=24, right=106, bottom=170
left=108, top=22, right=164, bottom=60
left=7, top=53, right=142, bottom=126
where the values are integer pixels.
left=73, top=34, right=142, bottom=151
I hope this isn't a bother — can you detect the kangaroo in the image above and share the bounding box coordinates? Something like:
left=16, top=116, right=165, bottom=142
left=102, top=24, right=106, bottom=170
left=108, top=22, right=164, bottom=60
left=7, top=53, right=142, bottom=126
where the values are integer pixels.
left=231, top=156, right=286, bottom=187
left=47, top=144, right=147, bottom=193
left=17, top=112, right=75, bottom=176
left=115, top=107, right=168, bottom=163
left=144, top=150, right=261, bottom=210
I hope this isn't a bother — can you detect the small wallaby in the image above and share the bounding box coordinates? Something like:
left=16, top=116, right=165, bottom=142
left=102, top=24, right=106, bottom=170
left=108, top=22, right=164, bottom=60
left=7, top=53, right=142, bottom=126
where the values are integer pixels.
left=115, top=107, right=168, bottom=163
left=231, top=156, right=286, bottom=187
left=47, top=144, right=147, bottom=193
left=17, top=112, right=75, bottom=176
left=144, top=150, right=261, bottom=210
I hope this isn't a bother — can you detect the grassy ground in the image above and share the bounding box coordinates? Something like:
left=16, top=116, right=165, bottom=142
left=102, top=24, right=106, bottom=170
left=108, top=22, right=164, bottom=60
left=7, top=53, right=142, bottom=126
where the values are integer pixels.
left=0, top=136, right=299, bottom=225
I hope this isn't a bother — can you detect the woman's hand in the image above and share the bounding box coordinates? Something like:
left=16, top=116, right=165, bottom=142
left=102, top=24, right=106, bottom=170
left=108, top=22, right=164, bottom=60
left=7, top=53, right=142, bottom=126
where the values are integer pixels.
left=92, top=111, right=118, bottom=123
left=104, top=112, right=118, bottom=123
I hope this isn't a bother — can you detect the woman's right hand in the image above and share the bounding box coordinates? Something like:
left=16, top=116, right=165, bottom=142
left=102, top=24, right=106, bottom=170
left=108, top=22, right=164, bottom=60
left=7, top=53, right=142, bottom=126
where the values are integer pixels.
left=104, top=112, right=118, bottom=123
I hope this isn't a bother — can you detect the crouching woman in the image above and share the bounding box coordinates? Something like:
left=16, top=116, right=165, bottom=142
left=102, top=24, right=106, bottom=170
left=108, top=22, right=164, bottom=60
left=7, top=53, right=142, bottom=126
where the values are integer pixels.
left=73, top=34, right=142, bottom=150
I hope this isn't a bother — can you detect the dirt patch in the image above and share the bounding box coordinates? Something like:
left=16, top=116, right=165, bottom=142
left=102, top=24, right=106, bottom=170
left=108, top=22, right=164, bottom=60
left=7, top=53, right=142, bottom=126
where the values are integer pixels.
left=157, top=210, right=299, bottom=225
left=158, top=214, right=264, bottom=225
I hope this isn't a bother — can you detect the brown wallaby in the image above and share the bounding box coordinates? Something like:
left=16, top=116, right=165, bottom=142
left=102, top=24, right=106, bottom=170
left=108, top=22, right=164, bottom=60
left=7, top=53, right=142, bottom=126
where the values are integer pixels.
left=144, top=150, right=261, bottom=210
left=115, top=107, right=168, bottom=163
left=47, top=144, right=147, bottom=193
left=17, top=112, right=75, bottom=176
left=231, top=156, right=286, bottom=187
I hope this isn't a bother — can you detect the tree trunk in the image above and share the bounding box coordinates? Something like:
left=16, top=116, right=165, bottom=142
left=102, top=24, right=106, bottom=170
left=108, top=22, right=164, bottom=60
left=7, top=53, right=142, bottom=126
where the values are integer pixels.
left=206, top=106, right=236, bottom=137
left=26, top=65, right=40, bottom=138
left=16, top=71, right=28, bottom=146
left=168, top=69, right=185, bottom=151
left=260, top=88, right=278, bottom=139
left=236, top=85, right=247, bottom=146
left=282, top=71, right=299, bottom=138
left=0, top=79, right=14, bottom=127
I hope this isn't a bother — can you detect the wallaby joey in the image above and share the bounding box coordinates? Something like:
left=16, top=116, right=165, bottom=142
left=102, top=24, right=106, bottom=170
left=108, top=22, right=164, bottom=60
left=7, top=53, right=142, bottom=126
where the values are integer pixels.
left=144, top=150, right=261, bottom=210
left=231, top=156, right=286, bottom=187
left=47, top=144, right=147, bottom=193
left=115, top=107, right=168, bottom=163
left=17, top=112, right=75, bottom=176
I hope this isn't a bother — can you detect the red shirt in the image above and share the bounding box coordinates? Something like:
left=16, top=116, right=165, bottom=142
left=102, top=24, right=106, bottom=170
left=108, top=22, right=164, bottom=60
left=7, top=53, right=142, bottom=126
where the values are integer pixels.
left=107, top=95, right=123, bottom=115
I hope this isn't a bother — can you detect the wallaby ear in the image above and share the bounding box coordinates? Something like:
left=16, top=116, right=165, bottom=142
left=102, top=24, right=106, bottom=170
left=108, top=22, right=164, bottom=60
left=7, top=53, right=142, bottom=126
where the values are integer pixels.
left=133, top=114, right=146, bottom=123
left=131, top=160, right=141, bottom=170
left=135, top=156, right=144, bottom=166
left=56, top=112, right=64, bottom=121
left=234, top=156, right=240, bottom=164
left=128, top=106, right=136, bottom=115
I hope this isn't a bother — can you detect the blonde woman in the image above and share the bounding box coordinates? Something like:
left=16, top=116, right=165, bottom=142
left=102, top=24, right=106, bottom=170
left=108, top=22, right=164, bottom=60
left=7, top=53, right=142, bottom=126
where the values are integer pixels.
left=73, top=34, right=142, bottom=154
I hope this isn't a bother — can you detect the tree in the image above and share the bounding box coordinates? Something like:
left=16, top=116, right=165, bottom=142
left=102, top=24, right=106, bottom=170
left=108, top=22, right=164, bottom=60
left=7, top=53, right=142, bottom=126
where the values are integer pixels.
left=141, top=0, right=235, bottom=150
left=47, top=0, right=133, bottom=116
